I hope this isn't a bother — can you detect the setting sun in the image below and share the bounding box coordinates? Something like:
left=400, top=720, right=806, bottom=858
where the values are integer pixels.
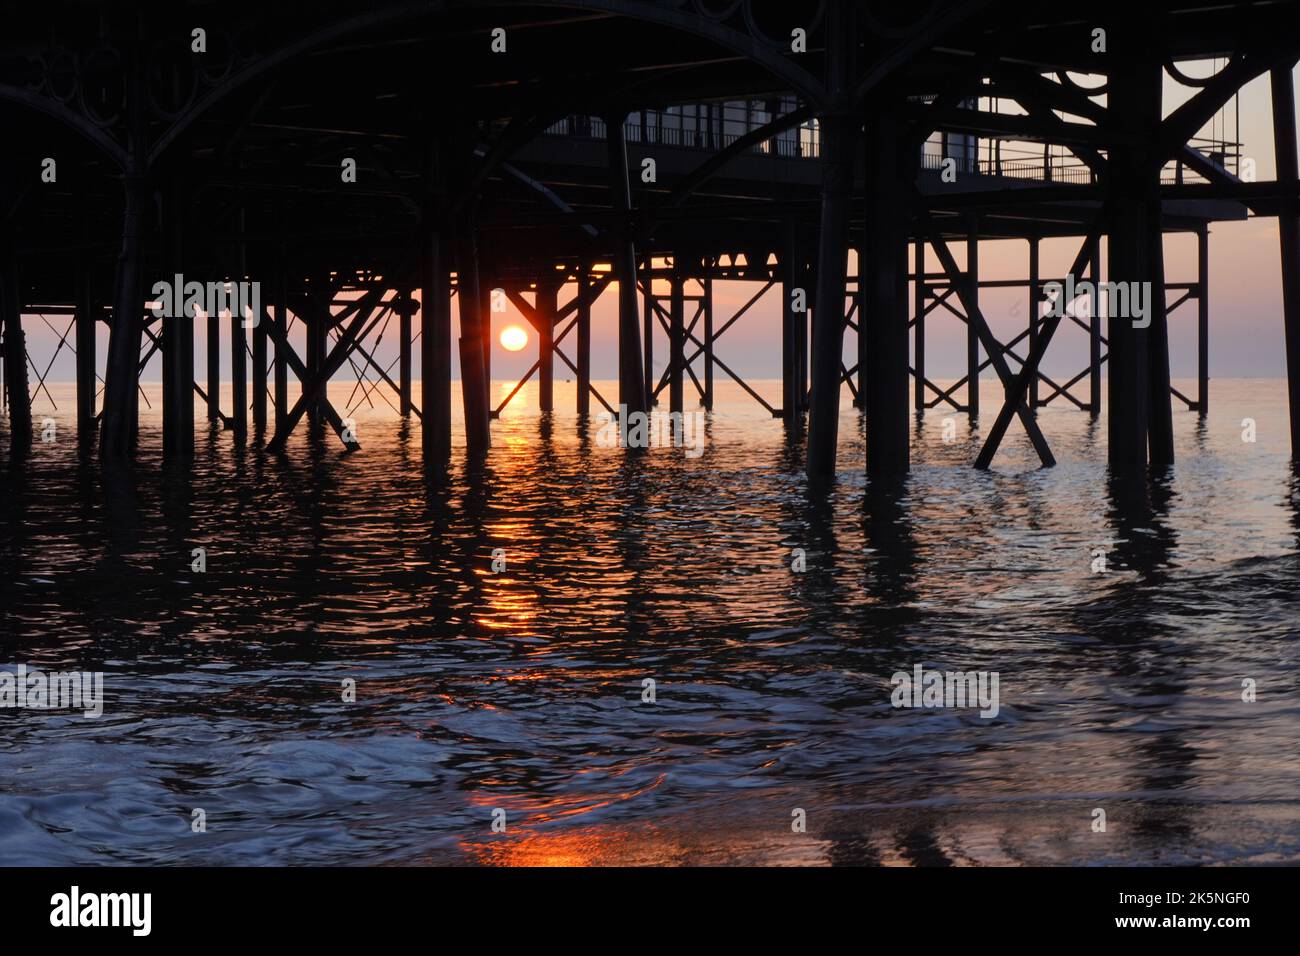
left=499, top=324, right=529, bottom=352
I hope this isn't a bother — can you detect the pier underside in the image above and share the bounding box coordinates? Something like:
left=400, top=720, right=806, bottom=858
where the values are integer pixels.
left=1, top=0, right=1298, bottom=483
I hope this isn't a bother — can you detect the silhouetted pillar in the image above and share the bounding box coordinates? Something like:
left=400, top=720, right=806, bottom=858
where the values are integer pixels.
left=966, top=218, right=980, bottom=419
left=1147, top=223, right=1173, bottom=467
left=807, top=115, right=856, bottom=476
left=480, top=280, right=492, bottom=396
left=162, top=177, right=194, bottom=457
left=252, top=275, right=268, bottom=435
left=807, top=0, right=857, bottom=478
left=1, top=246, right=30, bottom=448
left=782, top=227, right=803, bottom=426
left=230, top=219, right=249, bottom=441
left=304, top=288, right=323, bottom=433
left=101, top=173, right=149, bottom=460
left=913, top=240, right=925, bottom=413
left=669, top=267, right=684, bottom=414
left=606, top=111, right=648, bottom=416
left=1088, top=234, right=1102, bottom=417
left=854, top=241, right=867, bottom=409
left=206, top=306, right=220, bottom=421
left=399, top=288, right=412, bottom=418
left=273, top=262, right=289, bottom=435
left=577, top=268, right=591, bottom=417
left=1272, top=64, right=1300, bottom=459
left=230, top=296, right=247, bottom=440
left=1027, top=236, right=1040, bottom=409
left=75, top=262, right=96, bottom=443
left=863, top=104, right=910, bottom=476
left=642, top=272, right=654, bottom=405
left=421, top=217, right=451, bottom=466
left=702, top=276, right=714, bottom=410
left=537, top=280, right=555, bottom=412
left=457, top=227, right=491, bottom=457
left=1107, top=47, right=1162, bottom=474
left=1197, top=226, right=1209, bottom=416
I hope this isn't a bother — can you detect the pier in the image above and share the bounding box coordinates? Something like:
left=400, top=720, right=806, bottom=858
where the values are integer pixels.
left=1, top=0, right=1298, bottom=481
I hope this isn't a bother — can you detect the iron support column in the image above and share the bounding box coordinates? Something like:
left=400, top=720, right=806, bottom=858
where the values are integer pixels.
left=577, top=268, right=591, bottom=417
left=273, top=262, right=289, bottom=435
left=538, top=280, right=555, bottom=413
left=1197, top=226, right=1209, bottom=416
left=606, top=111, right=648, bottom=416
left=669, top=266, right=684, bottom=415
left=75, top=256, right=96, bottom=443
left=862, top=104, right=910, bottom=476
left=1028, top=237, right=1040, bottom=410
left=0, top=247, right=29, bottom=448
left=399, top=289, right=412, bottom=418
left=966, top=218, right=980, bottom=419
left=1272, top=64, right=1300, bottom=459
left=913, top=239, right=925, bottom=413
left=702, top=276, right=714, bottom=410
left=1106, top=45, right=1164, bottom=474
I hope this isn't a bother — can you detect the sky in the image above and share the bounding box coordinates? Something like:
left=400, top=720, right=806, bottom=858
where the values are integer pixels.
left=19, top=65, right=1300, bottom=397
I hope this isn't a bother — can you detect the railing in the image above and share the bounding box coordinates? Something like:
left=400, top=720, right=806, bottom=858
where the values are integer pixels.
left=540, top=104, right=1243, bottom=191
left=543, top=99, right=821, bottom=159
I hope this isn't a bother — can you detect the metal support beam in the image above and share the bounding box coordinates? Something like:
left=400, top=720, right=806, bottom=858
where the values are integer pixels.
left=976, top=230, right=1097, bottom=468
left=782, top=228, right=804, bottom=427
left=101, top=174, right=148, bottom=459
left=1197, top=226, right=1209, bottom=417
left=913, top=240, right=925, bottom=414
left=606, top=111, right=648, bottom=416
left=966, top=218, right=980, bottom=419
left=1272, top=64, right=1300, bottom=460
left=206, top=307, right=220, bottom=422
left=252, top=290, right=268, bottom=436
left=669, top=266, right=685, bottom=415
left=1, top=246, right=30, bottom=449
left=273, top=262, right=289, bottom=435
left=863, top=107, right=910, bottom=475
left=1027, top=236, right=1040, bottom=410
left=267, top=287, right=383, bottom=451
left=855, top=241, right=868, bottom=409
left=922, top=208, right=1056, bottom=468
left=577, top=268, right=591, bottom=417
left=75, top=257, right=96, bottom=443
left=399, top=289, right=412, bottom=418
left=1088, top=234, right=1103, bottom=417
left=538, top=280, right=555, bottom=412
left=1106, top=46, right=1162, bottom=474
left=806, top=38, right=858, bottom=478
left=457, top=226, right=491, bottom=457
left=702, top=276, right=714, bottom=410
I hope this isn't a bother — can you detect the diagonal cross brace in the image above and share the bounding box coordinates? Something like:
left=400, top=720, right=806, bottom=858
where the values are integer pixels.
left=974, top=228, right=1100, bottom=469
left=268, top=286, right=386, bottom=451
left=920, top=210, right=1056, bottom=467
left=263, top=287, right=384, bottom=451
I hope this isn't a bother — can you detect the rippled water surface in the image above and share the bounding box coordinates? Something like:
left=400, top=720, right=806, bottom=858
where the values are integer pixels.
left=2, top=379, right=1298, bottom=865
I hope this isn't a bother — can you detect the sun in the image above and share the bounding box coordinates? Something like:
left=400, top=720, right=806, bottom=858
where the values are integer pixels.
left=499, top=324, right=529, bottom=352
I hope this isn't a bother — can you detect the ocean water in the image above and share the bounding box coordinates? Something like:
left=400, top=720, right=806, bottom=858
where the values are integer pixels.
left=1, top=378, right=1297, bottom=865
